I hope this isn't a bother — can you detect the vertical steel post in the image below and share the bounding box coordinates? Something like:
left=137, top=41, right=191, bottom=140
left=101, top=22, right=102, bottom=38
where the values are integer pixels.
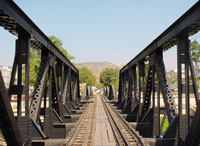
left=177, top=31, right=190, bottom=142
left=137, top=61, right=145, bottom=123
left=19, top=29, right=31, bottom=146
left=119, top=73, right=126, bottom=107
left=157, top=77, right=161, bottom=136
left=7, top=27, right=31, bottom=145
left=56, top=61, right=62, bottom=93
left=76, top=73, right=81, bottom=102
left=118, top=73, right=122, bottom=105
left=131, top=66, right=138, bottom=113
left=14, top=28, right=30, bottom=116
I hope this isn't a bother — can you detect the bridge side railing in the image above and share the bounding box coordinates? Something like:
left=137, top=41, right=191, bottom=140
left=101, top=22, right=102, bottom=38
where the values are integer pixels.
left=118, top=1, right=200, bottom=145
left=0, top=0, right=81, bottom=145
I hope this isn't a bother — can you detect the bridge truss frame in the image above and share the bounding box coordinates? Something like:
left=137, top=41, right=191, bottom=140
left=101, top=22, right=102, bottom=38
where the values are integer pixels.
left=118, top=1, right=200, bottom=145
left=0, top=0, right=82, bottom=145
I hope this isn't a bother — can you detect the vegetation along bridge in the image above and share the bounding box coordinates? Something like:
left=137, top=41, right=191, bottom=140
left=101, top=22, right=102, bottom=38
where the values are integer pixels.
left=0, top=0, right=200, bottom=145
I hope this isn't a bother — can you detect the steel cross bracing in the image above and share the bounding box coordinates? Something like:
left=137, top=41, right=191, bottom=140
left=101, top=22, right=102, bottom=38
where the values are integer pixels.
left=0, top=0, right=85, bottom=145
left=117, top=1, right=200, bottom=146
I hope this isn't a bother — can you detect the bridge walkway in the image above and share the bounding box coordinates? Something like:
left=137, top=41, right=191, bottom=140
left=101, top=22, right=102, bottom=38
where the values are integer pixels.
left=93, top=94, right=116, bottom=146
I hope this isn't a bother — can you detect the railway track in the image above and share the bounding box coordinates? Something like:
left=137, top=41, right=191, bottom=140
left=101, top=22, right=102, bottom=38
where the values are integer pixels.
left=66, top=98, right=96, bottom=146
left=66, top=95, right=149, bottom=146
left=101, top=95, right=149, bottom=146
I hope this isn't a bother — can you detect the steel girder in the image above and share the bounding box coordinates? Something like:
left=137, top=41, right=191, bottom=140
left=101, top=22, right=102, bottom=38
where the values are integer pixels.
left=119, top=50, right=178, bottom=139
left=118, top=74, right=123, bottom=105
left=118, top=74, right=128, bottom=109
left=122, top=71, right=133, bottom=112
left=60, top=68, right=71, bottom=105
left=30, top=49, right=50, bottom=122
left=176, top=32, right=200, bottom=145
left=0, top=71, right=23, bottom=146
left=7, top=29, right=32, bottom=145
left=118, top=75, right=123, bottom=104
left=137, top=61, right=145, bottom=123
left=104, top=86, right=110, bottom=98
left=108, top=85, right=116, bottom=100
left=0, top=0, right=81, bottom=145
left=121, top=1, right=200, bottom=73
left=130, top=66, right=138, bottom=113
left=118, top=1, right=200, bottom=145
left=155, top=51, right=177, bottom=123
left=49, top=60, right=61, bottom=117
left=176, top=33, right=190, bottom=144
left=120, top=67, right=139, bottom=114
left=104, top=85, right=116, bottom=100
left=140, top=63, right=154, bottom=120
left=0, top=0, right=77, bottom=73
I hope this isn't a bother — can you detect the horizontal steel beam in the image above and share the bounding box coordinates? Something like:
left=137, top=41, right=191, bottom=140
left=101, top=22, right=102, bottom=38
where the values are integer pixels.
left=0, top=0, right=78, bottom=73
left=121, top=1, right=200, bottom=73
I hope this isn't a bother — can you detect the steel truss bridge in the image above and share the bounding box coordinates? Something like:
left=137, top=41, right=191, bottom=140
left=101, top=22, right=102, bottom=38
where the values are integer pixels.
left=0, top=0, right=200, bottom=145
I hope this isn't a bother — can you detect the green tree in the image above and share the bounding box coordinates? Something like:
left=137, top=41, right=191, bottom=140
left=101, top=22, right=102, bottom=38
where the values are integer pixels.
left=190, top=40, right=200, bottom=90
left=49, top=36, right=75, bottom=60
left=78, top=67, right=96, bottom=86
left=190, top=39, right=200, bottom=65
left=167, top=70, right=177, bottom=89
left=197, top=78, right=200, bottom=89
left=95, top=82, right=104, bottom=89
left=28, top=36, right=74, bottom=86
left=100, top=68, right=119, bottom=88
left=113, top=76, right=119, bottom=91
left=29, top=48, right=41, bottom=85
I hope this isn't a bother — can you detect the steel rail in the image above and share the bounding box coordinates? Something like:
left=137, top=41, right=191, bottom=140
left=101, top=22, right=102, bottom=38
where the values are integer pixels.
left=102, top=95, right=145, bottom=146
left=102, top=98, right=125, bottom=146
left=67, top=104, right=91, bottom=146
left=67, top=98, right=96, bottom=146
left=82, top=98, right=96, bottom=146
left=90, top=115, right=96, bottom=146
left=107, top=97, right=144, bottom=146
left=0, top=0, right=77, bottom=73
left=101, top=95, right=139, bottom=146
left=81, top=111, right=93, bottom=146
left=121, top=1, right=200, bottom=73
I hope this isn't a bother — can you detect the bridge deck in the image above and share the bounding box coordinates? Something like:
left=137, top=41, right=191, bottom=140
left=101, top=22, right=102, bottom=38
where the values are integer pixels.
left=65, top=94, right=146, bottom=146
left=94, top=95, right=116, bottom=146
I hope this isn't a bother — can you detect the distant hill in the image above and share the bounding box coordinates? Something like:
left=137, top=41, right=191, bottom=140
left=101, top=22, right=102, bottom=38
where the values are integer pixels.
left=76, top=62, right=120, bottom=81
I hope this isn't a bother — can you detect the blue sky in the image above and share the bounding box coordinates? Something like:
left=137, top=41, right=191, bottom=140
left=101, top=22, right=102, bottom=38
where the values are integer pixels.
left=0, top=0, right=199, bottom=70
